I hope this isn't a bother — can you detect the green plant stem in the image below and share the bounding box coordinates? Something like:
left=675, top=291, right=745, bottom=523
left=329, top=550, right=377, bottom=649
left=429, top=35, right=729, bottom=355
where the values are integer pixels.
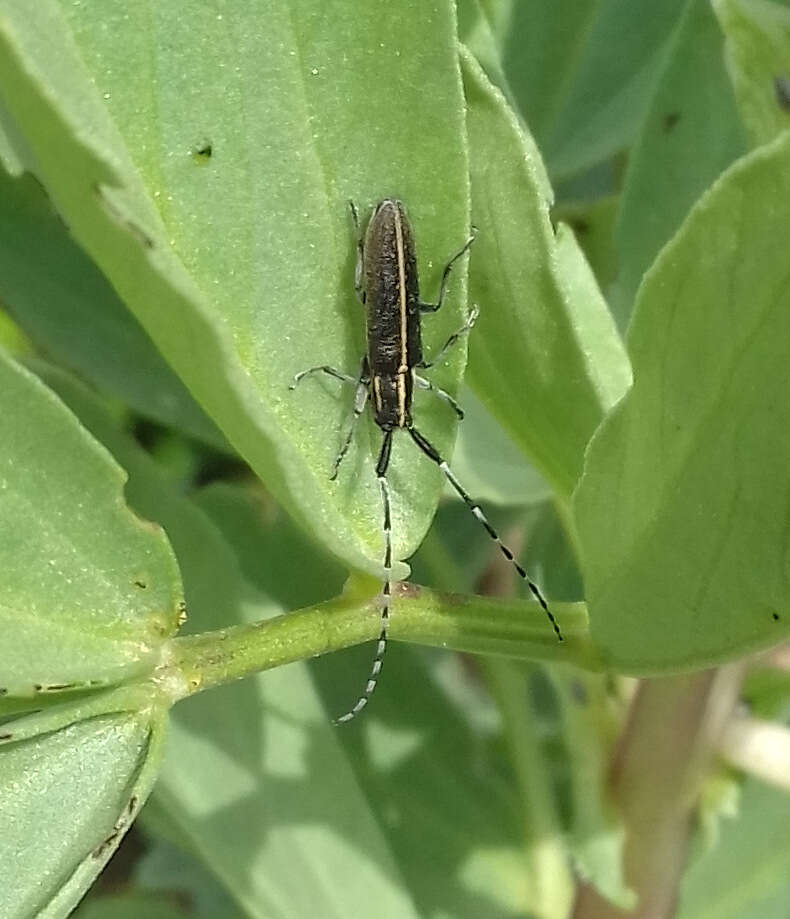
left=571, top=665, right=745, bottom=919
left=158, top=581, right=598, bottom=702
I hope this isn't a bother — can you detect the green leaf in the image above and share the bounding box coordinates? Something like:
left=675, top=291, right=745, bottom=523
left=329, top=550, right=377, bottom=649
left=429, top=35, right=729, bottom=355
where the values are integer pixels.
left=0, top=92, right=29, bottom=175
left=0, top=0, right=471, bottom=578
left=485, top=661, right=575, bottom=919
left=0, top=171, right=226, bottom=449
left=449, top=386, right=552, bottom=507
left=678, top=780, right=790, bottom=919
left=0, top=351, right=182, bottom=697
left=0, top=696, right=167, bottom=919
left=553, top=194, right=621, bottom=293
left=192, top=482, right=345, bottom=613
left=0, top=355, right=180, bottom=912
left=574, top=132, right=790, bottom=673
left=133, top=840, right=247, bottom=919
left=0, top=307, right=32, bottom=355
left=714, top=0, right=790, bottom=147
left=36, top=362, right=272, bottom=638
left=75, top=893, right=187, bottom=919
left=155, top=672, right=421, bottom=918
left=457, top=0, right=512, bottom=95
left=41, top=369, right=423, bottom=918
left=194, top=484, right=576, bottom=919
left=315, top=651, right=542, bottom=918
left=502, top=0, right=687, bottom=179
left=613, top=0, right=746, bottom=324
left=462, top=48, right=630, bottom=500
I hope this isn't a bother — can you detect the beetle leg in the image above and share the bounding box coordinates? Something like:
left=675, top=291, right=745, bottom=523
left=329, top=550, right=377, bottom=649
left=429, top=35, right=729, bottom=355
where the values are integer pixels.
left=418, top=227, right=476, bottom=313
left=418, top=304, right=479, bottom=370
left=407, top=425, right=563, bottom=642
left=414, top=374, right=464, bottom=419
left=289, top=365, right=358, bottom=389
left=349, top=199, right=366, bottom=304
left=330, top=360, right=371, bottom=480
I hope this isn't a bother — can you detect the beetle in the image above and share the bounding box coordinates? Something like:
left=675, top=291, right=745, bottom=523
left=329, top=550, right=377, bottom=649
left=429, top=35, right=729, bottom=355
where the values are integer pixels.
left=291, top=199, right=562, bottom=723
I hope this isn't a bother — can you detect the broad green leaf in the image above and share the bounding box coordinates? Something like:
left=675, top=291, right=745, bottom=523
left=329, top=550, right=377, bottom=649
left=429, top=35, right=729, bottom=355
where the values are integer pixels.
left=133, top=840, right=247, bottom=919
left=678, top=780, right=790, bottom=919
left=0, top=698, right=167, bottom=919
left=553, top=194, right=620, bottom=293
left=0, top=307, right=31, bottom=354
left=613, top=0, right=745, bottom=325
left=192, top=482, right=344, bottom=615
left=462, top=49, right=630, bottom=500
left=0, top=0, right=471, bottom=579
left=457, top=0, right=517, bottom=105
left=574, top=132, right=790, bottom=672
left=36, top=363, right=269, bottom=638
left=0, top=92, right=28, bottom=175
left=75, top=894, right=187, bottom=919
left=155, top=670, right=420, bottom=919
left=200, top=483, right=549, bottom=919
left=485, top=661, right=574, bottom=919
left=0, top=171, right=226, bottom=449
left=0, top=351, right=182, bottom=697
left=743, top=664, right=790, bottom=720
left=715, top=0, right=790, bottom=147
left=467, top=0, right=513, bottom=46
left=449, top=386, right=551, bottom=507
left=41, top=370, right=422, bottom=918
left=553, top=225, right=632, bottom=414
left=502, top=0, right=687, bottom=179
left=315, top=649, right=536, bottom=918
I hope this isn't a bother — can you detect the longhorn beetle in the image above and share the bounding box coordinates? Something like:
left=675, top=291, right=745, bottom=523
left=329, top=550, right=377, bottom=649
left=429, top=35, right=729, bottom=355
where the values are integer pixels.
left=290, top=199, right=563, bottom=723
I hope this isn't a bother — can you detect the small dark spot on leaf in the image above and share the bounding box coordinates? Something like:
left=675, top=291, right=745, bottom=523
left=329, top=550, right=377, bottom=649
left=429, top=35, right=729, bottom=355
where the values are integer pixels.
left=33, top=684, right=43, bottom=692
left=0, top=733, right=13, bottom=741
left=42, top=682, right=76, bottom=692
left=774, top=76, right=790, bottom=111
left=191, top=140, right=213, bottom=163
left=134, top=579, right=147, bottom=589
left=663, top=111, right=681, bottom=132
left=772, top=612, right=780, bottom=621
left=0, top=688, right=6, bottom=696
left=128, top=795, right=138, bottom=815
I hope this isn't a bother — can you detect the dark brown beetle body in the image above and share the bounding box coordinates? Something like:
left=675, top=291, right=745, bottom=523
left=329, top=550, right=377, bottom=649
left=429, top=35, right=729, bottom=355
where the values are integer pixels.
left=363, top=199, right=421, bottom=431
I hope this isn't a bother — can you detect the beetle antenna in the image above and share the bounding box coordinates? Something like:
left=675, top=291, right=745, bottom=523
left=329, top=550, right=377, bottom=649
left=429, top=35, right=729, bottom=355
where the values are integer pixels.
left=408, top=426, right=563, bottom=641
left=334, top=433, right=393, bottom=724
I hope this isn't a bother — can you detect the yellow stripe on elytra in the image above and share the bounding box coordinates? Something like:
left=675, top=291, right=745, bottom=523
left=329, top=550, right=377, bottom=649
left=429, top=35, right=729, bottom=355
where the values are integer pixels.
left=394, top=207, right=408, bottom=374
left=397, top=373, right=407, bottom=426
left=373, top=375, right=383, bottom=413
